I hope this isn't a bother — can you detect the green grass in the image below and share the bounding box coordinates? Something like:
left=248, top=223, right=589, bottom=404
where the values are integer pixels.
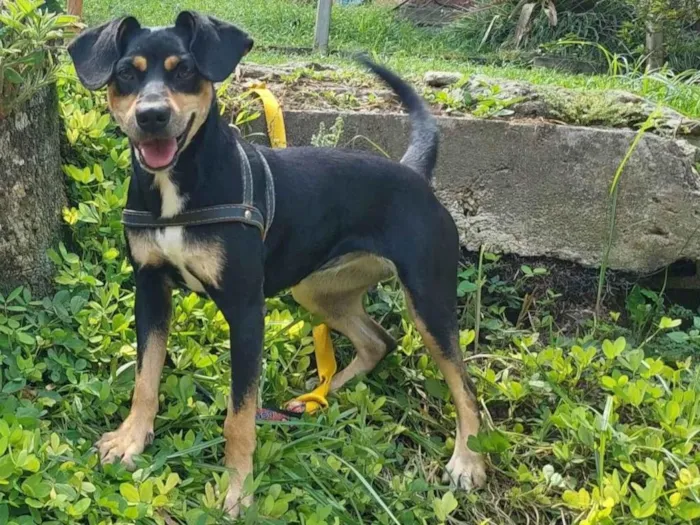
left=84, top=0, right=468, bottom=58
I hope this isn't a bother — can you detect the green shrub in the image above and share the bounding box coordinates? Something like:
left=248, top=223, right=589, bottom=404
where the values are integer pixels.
left=455, top=0, right=700, bottom=71
left=0, top=0, right=76, bottom=117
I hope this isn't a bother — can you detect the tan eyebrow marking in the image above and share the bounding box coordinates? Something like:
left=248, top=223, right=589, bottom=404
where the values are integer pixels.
left=164, top=56, right=181, bottom=71
left=132, top=56, right=147, bottom=72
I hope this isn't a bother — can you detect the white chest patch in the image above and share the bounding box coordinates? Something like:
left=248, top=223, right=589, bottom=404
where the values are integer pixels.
left=128, top=228, right=225, bottom=293
left=155, top=227, right=206, bottom=292
left=126, top=171, right=225, bottom=292
left=154, top=171, right=186, bottom=218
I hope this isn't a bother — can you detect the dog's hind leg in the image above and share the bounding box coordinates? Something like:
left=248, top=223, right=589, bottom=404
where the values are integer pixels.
left=291, top=254, right=396, bottom=392
left=398, top=247, right=487, bottom=491
left=327, top=314, right=395, bottom=391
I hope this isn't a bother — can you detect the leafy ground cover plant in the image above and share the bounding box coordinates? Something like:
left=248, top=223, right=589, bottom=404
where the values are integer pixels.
left=0, top=58, right=698, bottom=524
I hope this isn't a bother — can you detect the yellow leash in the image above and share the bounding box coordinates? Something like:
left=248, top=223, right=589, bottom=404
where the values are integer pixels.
left=289, top=325, right=337, bottom=413
left=247, top=83, right=336, bottom=414
left=247, top=83, right=287, bottom=149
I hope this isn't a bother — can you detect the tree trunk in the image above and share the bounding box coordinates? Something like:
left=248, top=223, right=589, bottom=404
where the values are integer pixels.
left=0, top=86, right=66, bottom=297
left=67, top=0, right=83, bottom=17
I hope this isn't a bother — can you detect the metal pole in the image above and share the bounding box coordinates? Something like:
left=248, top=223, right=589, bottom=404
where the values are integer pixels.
left=314, top=0, right=332, bottom=54
left=645, top=20, right=664, bottom=72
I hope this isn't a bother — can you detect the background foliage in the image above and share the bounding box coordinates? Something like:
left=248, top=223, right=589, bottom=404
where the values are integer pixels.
left=0, top=0, right=75, bottom=117
left=456, top=0, right=700, bottom=71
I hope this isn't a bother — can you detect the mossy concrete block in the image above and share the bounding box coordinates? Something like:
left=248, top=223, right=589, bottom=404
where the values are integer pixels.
left=246, top=109, right=700, bottom=273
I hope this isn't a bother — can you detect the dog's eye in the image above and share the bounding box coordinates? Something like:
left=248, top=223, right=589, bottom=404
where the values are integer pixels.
left=117, top=68, right=135, bottom=82
left=175, top=63, right=193, bottom=80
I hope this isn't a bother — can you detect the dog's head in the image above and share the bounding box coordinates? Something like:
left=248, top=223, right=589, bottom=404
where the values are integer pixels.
left=68, top=11, right=253, bottom=172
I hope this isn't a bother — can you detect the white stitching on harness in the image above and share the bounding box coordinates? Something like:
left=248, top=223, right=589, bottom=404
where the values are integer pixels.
left=124, top=217, right=264, bottom=230
left=236, top=141, right=254, bottom=205
left=256, top=150, right=276, bottom=238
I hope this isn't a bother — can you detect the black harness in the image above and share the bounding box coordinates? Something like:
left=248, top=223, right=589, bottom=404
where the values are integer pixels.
left=121, top=141, right=276, bottom=238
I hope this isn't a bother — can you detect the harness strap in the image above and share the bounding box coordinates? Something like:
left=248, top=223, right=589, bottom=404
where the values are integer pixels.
left=122, top=140, right=275, bottom=237
left=236, top=140, right=255, bottom=206
left=122, top=204, right=265, bottom=233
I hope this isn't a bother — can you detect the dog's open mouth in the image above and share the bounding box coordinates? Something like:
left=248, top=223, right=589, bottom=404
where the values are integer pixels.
left=135, top=115, right=195, bottom=170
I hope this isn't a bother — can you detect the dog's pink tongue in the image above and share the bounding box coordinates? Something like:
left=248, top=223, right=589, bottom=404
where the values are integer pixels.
left=139, top=139, right=177, bottom=168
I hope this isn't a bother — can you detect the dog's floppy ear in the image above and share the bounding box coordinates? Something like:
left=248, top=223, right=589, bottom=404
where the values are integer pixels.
left=68, top=17, right=141, bottom=90
left=175, top=11, right=253, bottom=82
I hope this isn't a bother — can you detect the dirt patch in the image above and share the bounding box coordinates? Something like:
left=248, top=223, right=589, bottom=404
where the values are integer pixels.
left=230, top=63, right=700, bottom=139
left=402, top=0, right=473, bottom=6
left=460, top=250, right=637, bottom=327
left=232, top=63, right=406, bottom=115
left=396, top=0, right=474, bottom=26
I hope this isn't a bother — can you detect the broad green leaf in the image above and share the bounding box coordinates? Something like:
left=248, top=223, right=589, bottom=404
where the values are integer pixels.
left=69, top=498, right=91, bottom=516
left=6, top=287, right=22, bottom=303
left=457, top=280, right=478, bottom=296
left=4, top=67, right=24, bottom=84
left=601, top=376, right=617, bottom=389
left=15, top=331, right=35, bottom=346
left=670, top=492, right=683, bottom=507
left=602, top=337, right=626, bottom=359
left=23, top=455, right=40, bottom=472
left=674, top=501, right=700, bottom=520
left=162, top=473, right=180, bottom=494
left=120, top=483, right=140, bottom=503
left=185, top=509, right=209, bottom=525
left=433, top=491, right=459, bottom=522
left=562, top=488, right=591, bottom=509
left=659, top=317, right=681, bottom=329
left=468, top=430, right=510, bottom=454
left=665, top=400, right=681, bottom=422
left=631, top=500, right=657, bottom=519
left=139, top=480, right=153, bottom=503
left=667, top=331, right=689, bottom=343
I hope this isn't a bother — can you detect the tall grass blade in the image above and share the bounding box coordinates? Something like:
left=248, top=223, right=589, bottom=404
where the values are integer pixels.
left=595, top=109, right=661, bottom=320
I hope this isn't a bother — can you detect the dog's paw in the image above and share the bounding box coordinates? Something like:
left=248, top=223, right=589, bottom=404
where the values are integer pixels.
left=224, top=486, right=253, bottom=519
left=442, top=451, right=487, bottom=491
left=96, top=416, right=154, bottom=469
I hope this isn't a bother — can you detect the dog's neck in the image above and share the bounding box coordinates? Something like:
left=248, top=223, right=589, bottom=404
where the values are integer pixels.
left=130, top=100, right=242, bottom=218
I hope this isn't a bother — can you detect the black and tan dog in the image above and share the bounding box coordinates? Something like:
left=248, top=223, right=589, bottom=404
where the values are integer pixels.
left=68, top=11, right=486, bottom=517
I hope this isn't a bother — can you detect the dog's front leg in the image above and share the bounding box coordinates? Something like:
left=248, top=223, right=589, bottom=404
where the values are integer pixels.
left=98, top=268, right=172, bottom=468
left=209, top=282, right=264, bottom=518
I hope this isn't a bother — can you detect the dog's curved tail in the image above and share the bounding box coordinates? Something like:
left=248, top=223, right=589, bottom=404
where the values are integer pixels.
left=357, top=55, right=438, bottom=181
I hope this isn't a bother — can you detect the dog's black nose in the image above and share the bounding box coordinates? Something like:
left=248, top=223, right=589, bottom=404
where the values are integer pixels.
left=135, top=105, right=171, bottom=133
